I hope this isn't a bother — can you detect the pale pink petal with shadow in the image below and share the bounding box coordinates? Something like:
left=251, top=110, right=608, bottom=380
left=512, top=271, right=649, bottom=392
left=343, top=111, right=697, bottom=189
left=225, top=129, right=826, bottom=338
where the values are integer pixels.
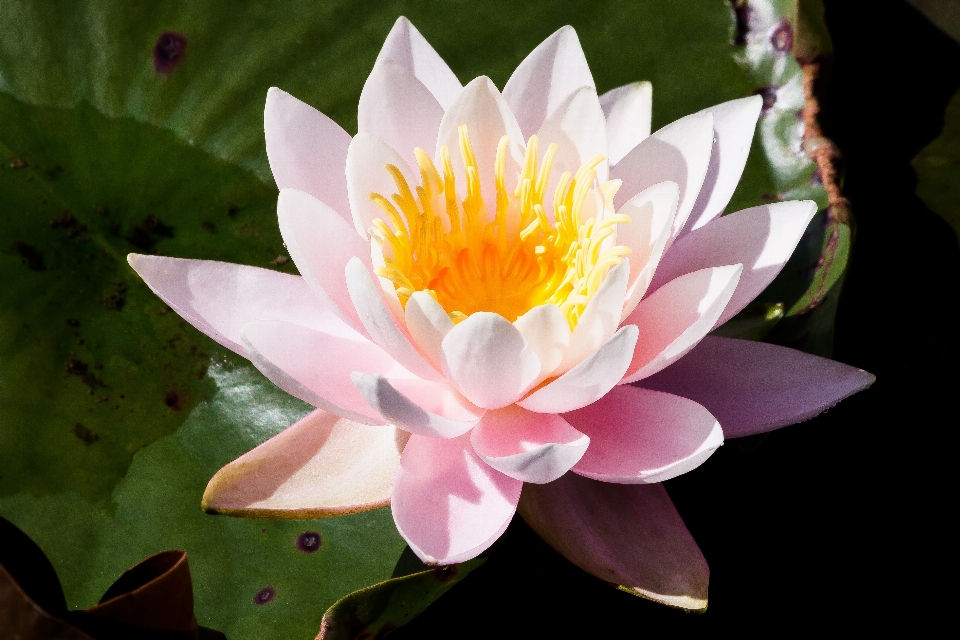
left=650, top=200, right=818, bottom=328
left=440, top=312, right=540, bottom=410
left=513, top=304, right=570, bottom=384
left=558, top=259, right=630, bottom=374
left=265, top=87, right=352, bottom=222
left=346, top=132, right=419, bottom=239
left=503, top=26, right=595, bottom=139
left=393, top=433, right=522, bottom=565
left=202, top=409, right=399, bottom=518
left=127, top=254, right=339, bottom=357
left=352, top=373, right=483, bottom=439
left=404, top=291, right=454, bottom=369
left=519, top=474, right=709, bottom=611
left=621, top=264, right=742, bottom=383
left=535, top=85, right=609, bottom=198
left=377, top=17, right=463, bottom=109
left=569, top=386, right=722, bottom=483
left=639, top=336, right=876, bottom=438
left=599, top=81, right=652, bottom=167
left=471, top=405, right=589, bottom=484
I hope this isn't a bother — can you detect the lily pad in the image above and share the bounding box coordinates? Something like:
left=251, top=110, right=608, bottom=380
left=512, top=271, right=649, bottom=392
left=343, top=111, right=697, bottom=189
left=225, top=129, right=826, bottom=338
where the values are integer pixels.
left=0, top=1, right=848, bottom=638
left=914, top=87, right=960, bottom=243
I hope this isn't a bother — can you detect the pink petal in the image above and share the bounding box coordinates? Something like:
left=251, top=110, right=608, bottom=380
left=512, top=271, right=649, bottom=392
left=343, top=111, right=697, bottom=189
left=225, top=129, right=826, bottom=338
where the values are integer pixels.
left=611, top=111, right=714, bottom=242
left=519, top=325, right=638, bottom=414
left=518, top=474, right=709, bottom=611
left=558, top=259, right=630, bottom=374
left=651, top=200, right=818, bottom=328
left=435, top=76, right=524, bottom=208
left=535, top=85, right=609, bottom=199
left=440, top=312, right=541, bottom=409
left=621, top=264, right=742, bottom=383
left=358, top=59, right=445, bottom=171
left=240, top=319, right=407, bottom=424
left=502, top=26, right=595, bottom=139
left=346, top=131, right=418, bottom=239
left=682, top=95, right=764, bottom=235
left=513, top=304, right=570, bottom=384
left=568, top=386, right=722, bottom=483
left=470, top=406, right=589, bottom=484
left=264, top=87, right=352, bottom=222
left=392, top=433, right=522, bottom=565
left=127, top=254, right=337, bottom=357
left=376, top=17, right=462, bottom=110
left=404, top=291, right=454, bottom=369
left=346, top=257, right=445, bottom=382
left=640, top=336, right=876, bottom=438
left=277, top=189, right=368, bottom=332
left=201, top=409, right=399, bottom=518
left=352, top=374, right=483, bottom=439
left=599, top=81, right=652, bottom=167
left=616, top=181, right=680, bottom=320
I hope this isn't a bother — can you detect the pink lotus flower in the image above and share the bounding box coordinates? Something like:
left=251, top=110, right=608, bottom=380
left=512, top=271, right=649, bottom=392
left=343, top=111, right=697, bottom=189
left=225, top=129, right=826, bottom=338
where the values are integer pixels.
left=129, top=18, right=874, bottom=610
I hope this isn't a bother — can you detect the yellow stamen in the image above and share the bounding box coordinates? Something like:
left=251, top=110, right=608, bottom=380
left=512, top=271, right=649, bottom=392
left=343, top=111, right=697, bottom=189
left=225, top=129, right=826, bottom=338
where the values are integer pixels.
left=368, top=127, right=631, bottom=329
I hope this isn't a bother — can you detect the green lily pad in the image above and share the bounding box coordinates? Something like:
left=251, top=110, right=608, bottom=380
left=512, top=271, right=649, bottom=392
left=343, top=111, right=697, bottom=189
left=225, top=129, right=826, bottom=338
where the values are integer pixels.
left=914, top=87, right=960, bottom=243
left=0, top=1, right=848, bottom=638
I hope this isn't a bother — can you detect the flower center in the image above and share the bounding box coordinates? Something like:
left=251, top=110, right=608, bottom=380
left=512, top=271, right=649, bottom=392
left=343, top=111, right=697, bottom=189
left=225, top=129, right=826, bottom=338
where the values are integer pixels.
left=368, top=125, right=630, bottom=328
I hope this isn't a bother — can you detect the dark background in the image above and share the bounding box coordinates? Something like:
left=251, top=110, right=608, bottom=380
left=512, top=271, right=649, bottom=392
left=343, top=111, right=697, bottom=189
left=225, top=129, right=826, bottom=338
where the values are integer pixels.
left=393, top=1, right=959, bottom=635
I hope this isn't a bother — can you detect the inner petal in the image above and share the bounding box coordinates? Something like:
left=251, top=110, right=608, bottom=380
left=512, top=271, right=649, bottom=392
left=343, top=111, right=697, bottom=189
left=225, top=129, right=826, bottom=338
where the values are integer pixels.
left=368, top=126, right=632, bottom=330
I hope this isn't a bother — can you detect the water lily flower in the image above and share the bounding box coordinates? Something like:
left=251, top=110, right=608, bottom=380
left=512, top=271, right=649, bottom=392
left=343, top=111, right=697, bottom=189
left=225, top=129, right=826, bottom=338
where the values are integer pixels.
left=129, top=18, right=874, bottom=610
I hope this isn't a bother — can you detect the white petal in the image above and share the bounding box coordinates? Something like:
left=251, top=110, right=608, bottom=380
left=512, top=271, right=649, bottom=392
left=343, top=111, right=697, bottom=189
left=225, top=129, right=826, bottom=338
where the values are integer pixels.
left=470, top=406, right=589, bottom=484
left=513, top=304, right=571, bottom=383
left=440, top=312, right=540, bottom=410
left=404, top=291, right=454, bottom=368
left=346, top=132, right=418, bottom=239
left=519, top=325, right=638, bottom=414
left=346, top=257, right=444, bottom=382
left=683, top=95, right=764, bottom=235
left=557, top=259, right=630, bottom=374
left=264, top=87, right=352, bottom=221
left=612, top=111, right=714, bottom=242
left=352, top=374, right=482, bottom=439
left=600, top=81, right=653, bottom=167
left=621, top=264, right=743, bottom=383
left=377, top=17, right=463, bottom=109
left=358, top=59, right=445, bottom=171
left=503, top=26, right=595, bottom=139
left=616, top=182, right=680, bottom=320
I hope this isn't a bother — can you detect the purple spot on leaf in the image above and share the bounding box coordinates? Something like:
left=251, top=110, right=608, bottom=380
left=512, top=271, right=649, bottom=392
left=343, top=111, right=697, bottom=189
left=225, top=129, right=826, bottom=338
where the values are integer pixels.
left=153, top=32, right=186, bottom=74
left=253, top=587, right=276, bottom=605
left=770, top=21, right=793, bottom=53
left=296, top=531, right=322, bottom=553
left=753, top=87, right=778, bottom=114
left=810, top=167, right=823, bottom=186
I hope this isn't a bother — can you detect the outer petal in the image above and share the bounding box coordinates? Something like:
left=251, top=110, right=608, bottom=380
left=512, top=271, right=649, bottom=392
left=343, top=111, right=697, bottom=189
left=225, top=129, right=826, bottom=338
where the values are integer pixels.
left=651, top=200, right=818, bottom=328
left=640, top=336, right=876, bottom=438
left=503, top=26, right=595, bottom=139
left=558, top=259, right=630, bottom=374
left=358, top=59, right=445, bottom=171
left=616, top=182, right=680, bottom=320
left=127, top=254, right=338, bottom=357
left=376, top=17, right=462, bottom=109
left=404, top=291, right=454, bottom=369
left=621, top=264, right=743, bottom=383
left=241, top=320, right=406, bottom=424
left=435, top=76, right=524, bottom=207
left=201, top=409, right=398, bottom=518
left=440, top=312, right=540, bottom=409
left=568, top=386, right=723, bottom=483
left=277, top=189, right=368, bottom=332
left=470, top=406, right=588, bottom=484
left=513, top=304, right=570, bottom=384
left=535, top=85, right=609, bottom=195
left=352, top=374, right=482, bottom=439
left=612, top=111, right=714, bottom=242
left=393, top=433, right=522, bottom=565
left=346, top=257, right=445, bottom=382
left=518, top=474, right=709, bottom=611
left=264, top=87, right=351, bottom=221
left=682, top=95, right=764, bottom=235
left=599, top=81, right=653, bottom=167
left=346, top=132, right=418, bottom=239
left=519, top=325, right=638, bottom=414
